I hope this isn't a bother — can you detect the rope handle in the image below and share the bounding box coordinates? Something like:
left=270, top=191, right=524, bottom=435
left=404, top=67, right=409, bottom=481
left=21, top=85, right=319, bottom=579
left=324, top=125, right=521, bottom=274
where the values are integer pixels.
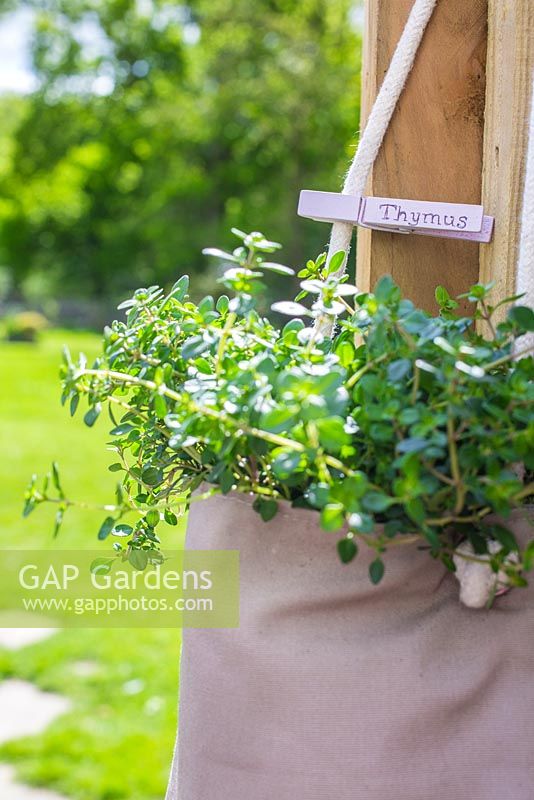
left=316, top=0, right=439, bottom=335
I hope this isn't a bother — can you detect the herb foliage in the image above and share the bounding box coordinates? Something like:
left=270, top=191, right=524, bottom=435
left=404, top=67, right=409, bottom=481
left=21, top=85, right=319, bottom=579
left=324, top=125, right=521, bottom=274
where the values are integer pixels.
left=26, top=229, right=534, bottom=585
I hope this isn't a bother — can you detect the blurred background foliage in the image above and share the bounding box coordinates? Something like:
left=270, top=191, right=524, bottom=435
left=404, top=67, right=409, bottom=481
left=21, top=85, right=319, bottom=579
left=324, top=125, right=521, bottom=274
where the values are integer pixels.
left=0, top=0, right=361, bottom=326
left=0, top=5, right=361, bottom=796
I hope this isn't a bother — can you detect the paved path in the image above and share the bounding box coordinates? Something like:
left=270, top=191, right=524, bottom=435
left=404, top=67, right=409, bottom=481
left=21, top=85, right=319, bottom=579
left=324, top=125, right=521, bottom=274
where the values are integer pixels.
left=0, top=680, right=71, bottom=744
left=0, top=766, right=67, bottom=800
left=0, top=629, right=70, bottom=799
left=0, top=629, right=56, bottom=651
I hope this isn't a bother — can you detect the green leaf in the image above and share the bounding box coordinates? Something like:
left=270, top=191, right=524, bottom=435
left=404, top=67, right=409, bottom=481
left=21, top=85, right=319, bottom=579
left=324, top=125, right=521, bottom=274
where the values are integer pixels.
left=216, top=294, right=229, bottom=313
left=337, top=537, right=358, bottom=564
left=422, top=525, right=441, bottom=549
left=336, top=282, right=358, bottom=297
left=51, top=462, right=62, bottom=494
left=488, top=524, right=519, bottom=553
left=84, top=403, right=101, bottom=427
left=253, top=497, right=278, bottom=522
left=331, top=473, right=369, bottom=507
left=260, top=262, right=295, bottom=276
left=272, top=450, right=302, bottom=479
left=110, top=423, right=134, bottom=436
left=316, top=417, right=350, bottom=452
left=129, top=549, right=149, bottom=571
left=369, top=557, right=385, bottom=585
left=374, top=275, right=399, bottom=303
left=433, top=336, right=456, bottom=355
left=246, top=233, right=282, bottom=252
left=441, top=553, right=456, bottom=572
left=326, top=250, right=345, bottom=275
left=112, top=523, right=134, bottom=537
left=145, top=510, right=161, bottom=527
left=435, top=286, right=458, bottom=311
left=69, top=394, right=79, bottom=417
left=168, top=275, right=189, bottom=302
left=387, top=359, right=411, bottom=382
left=260, top=407, right=297, bottom=433
left=219, top=469, right=235, bottom=495
left=181, top=336, right=206, bottom=361
left=300, top=279, right=325, bottom=295
left=90, top=558, right=114, bottom=576
left=384, top=520, right=403, bottom=538
left=281, top=319, right=305, bottom=336
left=116, top=482, right=124, bottom=505
left=202, top=247, right=239, bottom=263
left=256, top=355, right=277, bottom=379
left=406, top=498, right=425, bottom=524
left=22, top=499, right=36, bottom=518
left=194, top=357, right=212, bottom=375
left=336, top=340, right=356, bottom=368
left=108, top=462, right=123, bottom=472
left=164, top=509, right=178, bottom=526
left=356, top=374, right=381, bottom=398
left=435, top=285, right=450, bottom=306
left=306, top=483, right=330, bottom=509
left=347, top=512, right=374, bottom=533
left=508, top=305, right=534, bottom=331
left=198, top=295, right=215, bottom=317
left=369, top=424, right=394, bottom=443
left=398, top=408, right=420, bottom=426
left=493, top=292, right=525, bottom=310
left=53, top=507, right=64, bottom=538
left=141, top=467, right=163, bottom=486
left=271, top=301, right=310, bottom=317
left=458, top=282, right=492, bottom=301
left=468, top=531, right=489, bottom=555
left=523, top=540, right=534, bottom=571
left=320, top=504, right=345, bottom=532
left=154, top=394, right=167, bottom=419
left=362, top=492, right=395, bottom=513
left=396, top=437, right=427, bottom=454
left=97, top=516, right=114, bottom=541
left=505, top=572, right=528, bottom=588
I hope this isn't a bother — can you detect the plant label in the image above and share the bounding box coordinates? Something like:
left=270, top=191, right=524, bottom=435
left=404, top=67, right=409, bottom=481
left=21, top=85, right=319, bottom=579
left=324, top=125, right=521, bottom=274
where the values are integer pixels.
left=298, top=190, right=494, bottom=243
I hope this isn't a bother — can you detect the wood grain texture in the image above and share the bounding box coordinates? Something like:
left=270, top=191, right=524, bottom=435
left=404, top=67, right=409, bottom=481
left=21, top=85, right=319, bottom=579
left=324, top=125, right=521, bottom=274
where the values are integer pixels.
left=356, top=0, right=487, bottom=314
left=479, top=0, right=534, bottom=322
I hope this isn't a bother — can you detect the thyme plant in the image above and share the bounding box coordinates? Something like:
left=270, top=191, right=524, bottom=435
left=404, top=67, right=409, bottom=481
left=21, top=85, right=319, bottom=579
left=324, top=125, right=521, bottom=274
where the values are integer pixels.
left=26, top=229, right=534, bottom=585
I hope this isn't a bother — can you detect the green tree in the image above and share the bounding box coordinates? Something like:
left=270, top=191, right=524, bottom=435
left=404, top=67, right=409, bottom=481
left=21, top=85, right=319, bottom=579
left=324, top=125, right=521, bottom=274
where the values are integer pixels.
left=0, top=0, right=360, bottom=304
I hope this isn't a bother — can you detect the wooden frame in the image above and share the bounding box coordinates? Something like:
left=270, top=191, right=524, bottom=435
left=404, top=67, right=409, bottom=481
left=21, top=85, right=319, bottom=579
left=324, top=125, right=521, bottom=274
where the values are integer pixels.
left=479, top=0, right=534, bottom=321
left=356, top=0, right=533, bottom=316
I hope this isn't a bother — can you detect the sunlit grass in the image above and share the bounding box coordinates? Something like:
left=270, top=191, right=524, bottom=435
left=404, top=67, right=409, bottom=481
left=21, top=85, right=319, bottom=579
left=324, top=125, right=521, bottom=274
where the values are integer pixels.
left=0, top=329, right=182, bottom=799
left=1, top=329, right=116, bottom=550
left=0, top=627, right=181, bottom=800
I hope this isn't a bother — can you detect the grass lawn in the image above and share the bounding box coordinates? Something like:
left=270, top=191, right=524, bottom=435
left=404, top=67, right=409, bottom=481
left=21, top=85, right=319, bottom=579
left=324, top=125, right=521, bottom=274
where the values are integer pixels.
left=1, top=328, right=135, bottom=549
left=0, top=330, right=183, bottom=799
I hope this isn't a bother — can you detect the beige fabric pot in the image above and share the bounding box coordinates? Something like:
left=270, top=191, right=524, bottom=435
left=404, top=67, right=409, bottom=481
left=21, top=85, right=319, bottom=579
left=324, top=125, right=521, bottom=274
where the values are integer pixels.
left=166, top=492, right=534, bottom=800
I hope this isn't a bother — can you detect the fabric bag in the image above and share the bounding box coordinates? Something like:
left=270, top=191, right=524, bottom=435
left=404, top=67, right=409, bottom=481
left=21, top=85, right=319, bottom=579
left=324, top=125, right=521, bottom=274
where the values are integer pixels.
left=166, top=491, right=534, bottom=800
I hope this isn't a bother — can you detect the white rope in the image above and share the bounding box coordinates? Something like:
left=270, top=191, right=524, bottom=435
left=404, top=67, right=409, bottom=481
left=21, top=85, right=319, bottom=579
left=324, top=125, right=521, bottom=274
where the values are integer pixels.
left=316, top=0, right=438, bottom=335
left=327, top=0, right=438, bottom=276
left=516, top=72, right=534, bottom=351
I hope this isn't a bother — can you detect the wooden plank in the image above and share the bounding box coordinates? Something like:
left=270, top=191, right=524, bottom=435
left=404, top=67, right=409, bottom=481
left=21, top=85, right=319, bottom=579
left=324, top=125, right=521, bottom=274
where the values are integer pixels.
left=479, top=0, right=534, bottom=323
left=356, top=0, right=488, bottom=315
